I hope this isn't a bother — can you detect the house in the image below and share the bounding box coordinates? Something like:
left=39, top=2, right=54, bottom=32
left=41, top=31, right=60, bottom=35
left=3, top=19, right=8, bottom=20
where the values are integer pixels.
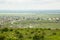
left=48, top=18, right=52, bottom=21
left=56, top=18, right=60, bottom=20
left=52, top=18, right=56, bottom=20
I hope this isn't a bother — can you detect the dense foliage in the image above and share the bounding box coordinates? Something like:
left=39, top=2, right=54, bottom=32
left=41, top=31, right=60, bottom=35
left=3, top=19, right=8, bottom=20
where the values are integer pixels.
left=0, top=28, right=60, bottom=40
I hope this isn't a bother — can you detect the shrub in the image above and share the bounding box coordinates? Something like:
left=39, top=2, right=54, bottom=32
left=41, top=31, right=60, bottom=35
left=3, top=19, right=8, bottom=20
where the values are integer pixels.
left=53, top=33, right=56, bottom=35
left=10, top=29, right=13, bottom=31
left=47, top=28, right=51, bottom=30
left=33, top=35, right=40, bottom=40
left=15, top=31, right=23, bottom=39
left=28, top=36, right=32, bottom=39
left=1, top=28, right=9, bottom=33
left=31, top=31, right=34, bottom=34
left=33, top=35, right=44, bottom=40
left=0, top=35, right=5, bottom=40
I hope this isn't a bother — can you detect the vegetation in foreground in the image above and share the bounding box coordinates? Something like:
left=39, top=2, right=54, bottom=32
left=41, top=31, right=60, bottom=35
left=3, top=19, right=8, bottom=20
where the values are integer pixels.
left=0, top=28, right=60, bottom=40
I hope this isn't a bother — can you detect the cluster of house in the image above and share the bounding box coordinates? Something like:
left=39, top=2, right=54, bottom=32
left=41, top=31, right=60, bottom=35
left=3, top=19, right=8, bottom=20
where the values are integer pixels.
left=24, top=17, right=60, bottom=21
left=48, top=17, right=60, bottom=21
left=0, top=16, right=60, bottom=22
left=0, top=16, right=60, bottom=28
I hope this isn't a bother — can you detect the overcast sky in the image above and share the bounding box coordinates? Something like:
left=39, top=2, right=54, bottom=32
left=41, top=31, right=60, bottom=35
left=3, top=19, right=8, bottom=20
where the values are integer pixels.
left=0, top=0, right=60, bottom=10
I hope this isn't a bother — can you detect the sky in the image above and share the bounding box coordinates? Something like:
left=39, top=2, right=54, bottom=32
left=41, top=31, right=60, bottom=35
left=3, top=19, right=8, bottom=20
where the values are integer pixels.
left=0, top=0, right=60, bottom=10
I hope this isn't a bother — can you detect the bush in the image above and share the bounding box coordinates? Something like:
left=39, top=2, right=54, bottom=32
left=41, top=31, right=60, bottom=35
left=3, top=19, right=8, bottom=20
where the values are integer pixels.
left=0, top=35, right=5, bottom=40
left=15, top=31, right=23, bottom=39
left=33, top=35, right=40, bottom=40
left=53, top=33, right=56, bottom=35
left=1, top=28, right=9, bottom=33
left=10, top=29, right=13, bottom=31
left=33, top=34, right=44, bottom=40
left=31, top=31, right=34, bottom=34
left=47, top=28, right=51, bottom=30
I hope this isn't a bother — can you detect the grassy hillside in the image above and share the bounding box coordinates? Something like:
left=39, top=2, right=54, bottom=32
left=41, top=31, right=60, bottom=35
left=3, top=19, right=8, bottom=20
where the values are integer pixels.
left=0, top=28, right=60, bottom=40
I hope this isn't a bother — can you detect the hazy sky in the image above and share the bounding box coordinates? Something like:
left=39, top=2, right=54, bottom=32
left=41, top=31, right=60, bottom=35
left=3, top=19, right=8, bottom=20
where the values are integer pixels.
left=0, top=0, right=60, bottom=10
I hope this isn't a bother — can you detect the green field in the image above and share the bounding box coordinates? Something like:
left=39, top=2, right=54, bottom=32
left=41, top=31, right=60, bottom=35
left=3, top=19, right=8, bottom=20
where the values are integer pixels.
left=0, top=13, right=60, bottom=17
left=0, top=28, right=60, bottom=40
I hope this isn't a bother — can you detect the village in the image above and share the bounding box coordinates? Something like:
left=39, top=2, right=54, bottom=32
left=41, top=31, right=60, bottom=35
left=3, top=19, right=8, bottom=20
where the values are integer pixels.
left=0, top=15, right=60, bottom=28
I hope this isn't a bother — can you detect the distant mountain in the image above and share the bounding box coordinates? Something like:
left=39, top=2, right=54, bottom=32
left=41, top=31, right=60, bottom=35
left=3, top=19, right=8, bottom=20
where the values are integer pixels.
left=0, top=10, right=60, bottom=13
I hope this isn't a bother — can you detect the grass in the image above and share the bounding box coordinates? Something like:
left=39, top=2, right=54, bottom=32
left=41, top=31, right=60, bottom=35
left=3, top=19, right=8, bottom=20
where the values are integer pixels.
left=0, top=13, right=60, bottom=17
